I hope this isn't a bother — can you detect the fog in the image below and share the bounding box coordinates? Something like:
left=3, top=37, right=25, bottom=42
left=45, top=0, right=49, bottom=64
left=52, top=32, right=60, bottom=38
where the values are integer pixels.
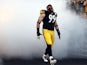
left=0, top=0, right=87, bottom=61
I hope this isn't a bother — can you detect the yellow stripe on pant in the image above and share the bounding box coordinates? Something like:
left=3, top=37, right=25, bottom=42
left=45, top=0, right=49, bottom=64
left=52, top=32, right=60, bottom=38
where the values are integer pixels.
left=43, top=29, right=55, bottom=46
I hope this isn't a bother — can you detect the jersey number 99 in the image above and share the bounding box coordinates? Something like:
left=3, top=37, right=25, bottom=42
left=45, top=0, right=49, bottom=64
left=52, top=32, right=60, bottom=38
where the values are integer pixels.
left=49, top=14, right=57, bottom=23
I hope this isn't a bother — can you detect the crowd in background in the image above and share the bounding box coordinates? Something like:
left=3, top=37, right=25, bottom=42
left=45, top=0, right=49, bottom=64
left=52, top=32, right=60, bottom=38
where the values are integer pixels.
left=67, top=0, right=87, bottom=16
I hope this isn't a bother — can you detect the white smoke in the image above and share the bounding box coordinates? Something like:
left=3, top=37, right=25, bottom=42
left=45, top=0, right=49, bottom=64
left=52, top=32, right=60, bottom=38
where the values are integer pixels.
left=0, top=0, right=87, bottom=61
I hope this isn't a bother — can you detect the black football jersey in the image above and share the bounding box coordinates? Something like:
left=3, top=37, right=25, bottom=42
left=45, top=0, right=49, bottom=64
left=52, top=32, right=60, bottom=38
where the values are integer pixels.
left=41, top=10, right=57, bottom=30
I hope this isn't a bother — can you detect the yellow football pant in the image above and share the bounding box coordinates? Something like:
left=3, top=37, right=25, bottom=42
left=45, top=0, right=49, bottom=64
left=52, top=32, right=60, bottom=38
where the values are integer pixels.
left=43, top=29, right=54, bottom=46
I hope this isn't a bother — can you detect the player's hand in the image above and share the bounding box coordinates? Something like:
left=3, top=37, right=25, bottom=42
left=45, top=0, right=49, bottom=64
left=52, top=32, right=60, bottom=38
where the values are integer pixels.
left=37, top=32, right=42, bottom=39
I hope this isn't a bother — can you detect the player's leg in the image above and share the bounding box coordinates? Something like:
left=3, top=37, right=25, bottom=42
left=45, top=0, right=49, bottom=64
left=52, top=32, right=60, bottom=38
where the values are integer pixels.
left=42, top=44, right=52, bottom=62
left=42, top=29, right=52, bottom=62
left=45, top=45, right=52, bottom=56
left=49, top=30, right=57, bottom=64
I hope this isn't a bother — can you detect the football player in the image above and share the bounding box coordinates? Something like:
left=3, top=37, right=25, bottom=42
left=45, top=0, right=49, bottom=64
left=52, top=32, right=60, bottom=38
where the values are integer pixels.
left=36, top=4, right=61, bottom=64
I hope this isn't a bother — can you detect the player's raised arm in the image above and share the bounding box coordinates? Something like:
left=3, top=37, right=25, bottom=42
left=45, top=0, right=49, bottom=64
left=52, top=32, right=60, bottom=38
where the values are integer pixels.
left=54, top=21, right=61, bottom=39
left=36, top=10, right=45, bottom=38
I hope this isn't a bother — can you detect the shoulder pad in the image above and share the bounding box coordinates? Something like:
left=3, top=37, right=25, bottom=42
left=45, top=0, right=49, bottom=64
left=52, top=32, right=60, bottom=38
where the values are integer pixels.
left=40, top=10, right=46, bottom=14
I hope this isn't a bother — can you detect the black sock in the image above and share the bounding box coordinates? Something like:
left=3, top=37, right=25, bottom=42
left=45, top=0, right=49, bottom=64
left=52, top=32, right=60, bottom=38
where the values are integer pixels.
left=45, top=45, right=52, bottom=56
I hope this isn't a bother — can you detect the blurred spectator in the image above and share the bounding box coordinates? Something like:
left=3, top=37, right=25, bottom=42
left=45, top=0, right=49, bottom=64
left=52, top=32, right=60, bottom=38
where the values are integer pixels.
left=70, top=0, right=76, bottom=11
left=66, top=0, right=87, bottom=17
left=84, top=0, right=87, bottom=15
left=79, top=0, right=84, bottom=13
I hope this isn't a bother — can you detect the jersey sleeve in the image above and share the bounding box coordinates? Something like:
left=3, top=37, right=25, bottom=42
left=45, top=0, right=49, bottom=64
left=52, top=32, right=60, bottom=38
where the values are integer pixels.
left=40, top=10, right=45, bottom=14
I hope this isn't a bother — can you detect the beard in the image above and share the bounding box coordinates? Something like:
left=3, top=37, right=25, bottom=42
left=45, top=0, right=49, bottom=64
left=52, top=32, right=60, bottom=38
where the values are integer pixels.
left=48, top=8, right=53, bottom=12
